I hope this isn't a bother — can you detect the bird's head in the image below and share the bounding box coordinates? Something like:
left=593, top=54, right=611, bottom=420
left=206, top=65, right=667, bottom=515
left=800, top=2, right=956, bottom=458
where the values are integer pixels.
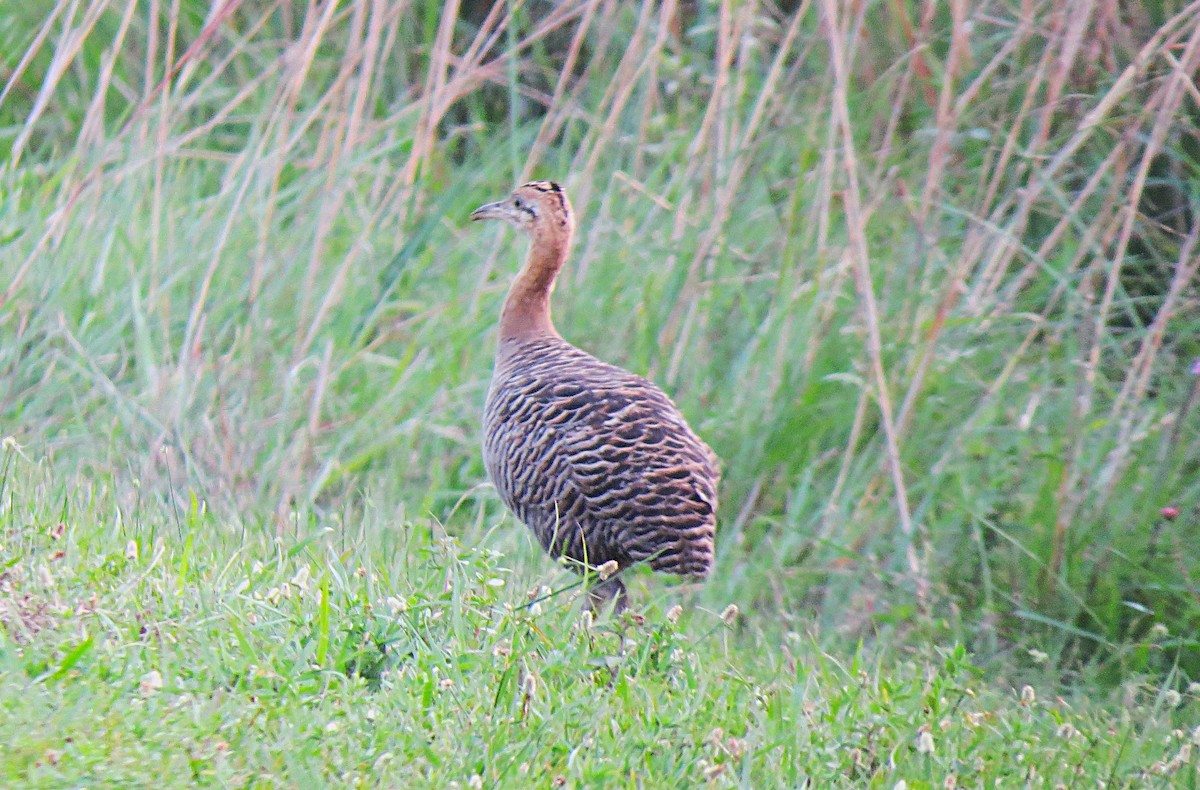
left=470, top=181, right=574, bottom=239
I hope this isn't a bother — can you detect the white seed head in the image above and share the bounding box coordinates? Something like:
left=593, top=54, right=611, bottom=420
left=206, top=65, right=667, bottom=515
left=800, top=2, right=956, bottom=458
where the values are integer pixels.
left=139, top=670, right=163, bottom=697
left=290, top=565, right=311, bottom=591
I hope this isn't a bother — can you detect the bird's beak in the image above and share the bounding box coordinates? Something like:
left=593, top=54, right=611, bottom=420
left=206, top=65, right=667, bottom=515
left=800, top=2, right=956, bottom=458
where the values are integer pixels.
left=470, top=201, right=507, bottom=222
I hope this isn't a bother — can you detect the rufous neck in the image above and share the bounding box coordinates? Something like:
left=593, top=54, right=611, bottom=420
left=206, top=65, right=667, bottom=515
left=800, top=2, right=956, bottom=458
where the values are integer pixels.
left=499, top=229, right=568, bottom=342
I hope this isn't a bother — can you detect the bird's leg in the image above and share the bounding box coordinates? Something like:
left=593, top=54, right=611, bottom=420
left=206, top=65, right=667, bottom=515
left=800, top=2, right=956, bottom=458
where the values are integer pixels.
left=585, top=576, right=628, bottom=616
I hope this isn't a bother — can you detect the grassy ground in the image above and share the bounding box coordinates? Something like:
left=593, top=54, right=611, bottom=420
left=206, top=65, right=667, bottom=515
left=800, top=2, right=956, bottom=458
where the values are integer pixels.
left=2, top=453, right=1197, bottom=786
left=2, top=0, right=1200, bottom=785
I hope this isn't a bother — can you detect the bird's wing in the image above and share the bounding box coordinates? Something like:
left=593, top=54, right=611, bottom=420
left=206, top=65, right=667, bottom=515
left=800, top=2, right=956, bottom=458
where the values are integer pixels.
left=553, top=379, right=718, bottom=573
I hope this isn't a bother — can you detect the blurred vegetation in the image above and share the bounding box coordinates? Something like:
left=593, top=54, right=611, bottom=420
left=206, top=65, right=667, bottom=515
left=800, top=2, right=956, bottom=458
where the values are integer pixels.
left=2, top=0, right=1199, bottom=691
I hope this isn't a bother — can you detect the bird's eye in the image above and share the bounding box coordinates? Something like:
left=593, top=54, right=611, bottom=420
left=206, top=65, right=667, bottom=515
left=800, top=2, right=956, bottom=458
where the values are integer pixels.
left=513, top=196, right=525, bottom=209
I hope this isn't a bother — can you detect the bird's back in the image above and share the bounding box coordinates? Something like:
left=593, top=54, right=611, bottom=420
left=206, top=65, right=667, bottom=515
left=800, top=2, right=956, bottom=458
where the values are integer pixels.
left=484, top=336, right=718, bottom=577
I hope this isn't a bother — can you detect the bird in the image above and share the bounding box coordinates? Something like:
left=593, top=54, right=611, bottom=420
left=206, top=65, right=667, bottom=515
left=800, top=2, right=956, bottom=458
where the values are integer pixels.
left=471, top=180, right=719, bottom=613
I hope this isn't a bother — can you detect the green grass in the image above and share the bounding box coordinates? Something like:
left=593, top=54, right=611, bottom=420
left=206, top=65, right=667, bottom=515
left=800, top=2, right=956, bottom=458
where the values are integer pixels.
left=2, top=455, right=1197, bottom=786
left=2, top=0, right=1200, bottom=784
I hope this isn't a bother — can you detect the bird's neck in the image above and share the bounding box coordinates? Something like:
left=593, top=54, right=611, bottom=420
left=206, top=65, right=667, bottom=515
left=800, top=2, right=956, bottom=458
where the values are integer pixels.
left=499, top=228, right=569, bottom=343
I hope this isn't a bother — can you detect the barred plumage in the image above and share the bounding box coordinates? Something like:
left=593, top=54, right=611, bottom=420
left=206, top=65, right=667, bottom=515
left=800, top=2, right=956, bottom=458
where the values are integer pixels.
left=471, top=181, right=719, bottom=612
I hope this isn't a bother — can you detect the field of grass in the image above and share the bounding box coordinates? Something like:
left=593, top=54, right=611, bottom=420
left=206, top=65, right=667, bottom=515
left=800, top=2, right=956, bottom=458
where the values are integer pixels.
left=2, top=0, right=1200, bottom=785
left=1, top=452, right=1197, bottom=786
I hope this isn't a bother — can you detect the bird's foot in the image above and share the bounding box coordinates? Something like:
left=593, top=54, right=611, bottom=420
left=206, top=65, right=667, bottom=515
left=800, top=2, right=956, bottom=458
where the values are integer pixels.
left=584, top=576, right=628, bottom=616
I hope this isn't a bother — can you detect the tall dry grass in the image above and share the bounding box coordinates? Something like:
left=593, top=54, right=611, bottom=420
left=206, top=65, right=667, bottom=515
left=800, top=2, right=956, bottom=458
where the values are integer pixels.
left=1, top=0, right=1198, bottom=676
